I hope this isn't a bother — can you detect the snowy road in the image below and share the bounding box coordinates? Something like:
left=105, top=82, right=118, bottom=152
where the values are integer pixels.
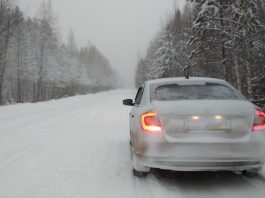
left=0, top=90, right=265, bottom=198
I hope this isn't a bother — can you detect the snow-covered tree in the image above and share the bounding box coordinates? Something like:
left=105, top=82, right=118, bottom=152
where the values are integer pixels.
left=190, top=0, right=264, bottom=98
left=67, top=29, right=78, bottom=56
left=6, top=6, right=26, bottom=103
left=151, top=29, right=177, bottom=78
left=0, top=0, right=17, bottom=104
left=0, top=0, right=119, bottom=105
left=135, top=0, right=265, bottom=107
left=135, top=58, right=147, bottom=87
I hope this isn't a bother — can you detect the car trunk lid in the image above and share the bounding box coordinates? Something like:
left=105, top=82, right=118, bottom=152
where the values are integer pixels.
left=152, top=100, right=255, bottom=143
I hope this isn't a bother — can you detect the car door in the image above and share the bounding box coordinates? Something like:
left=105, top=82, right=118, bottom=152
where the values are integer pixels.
left=130, top=86, right=145, bottom=141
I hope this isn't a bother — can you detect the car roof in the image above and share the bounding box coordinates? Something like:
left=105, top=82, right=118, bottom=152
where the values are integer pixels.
left=145, top=77, right=228, bottom=86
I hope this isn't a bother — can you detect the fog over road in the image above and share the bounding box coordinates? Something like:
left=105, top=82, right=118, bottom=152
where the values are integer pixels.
left=0, top=90, right=264, bottom=198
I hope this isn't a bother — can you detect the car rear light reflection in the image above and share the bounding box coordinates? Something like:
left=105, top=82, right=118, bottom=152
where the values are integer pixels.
left=253, top=109, right=265, bottom=131
left=215, top=115, right=223, bottom=120
left=191, top=116, right=200, bottom=120
left=141, top=112, right=162, bottom=134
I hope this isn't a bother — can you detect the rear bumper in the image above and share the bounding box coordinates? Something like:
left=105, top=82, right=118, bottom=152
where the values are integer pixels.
left=135, top=154, right=264, bottom=171
left=133, top=133, right=265, bottom=171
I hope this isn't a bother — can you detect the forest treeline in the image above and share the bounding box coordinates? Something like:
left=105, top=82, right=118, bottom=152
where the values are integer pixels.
left=135, top=0, right=265, bottom=107
left=0, top=0, right=119, bottom=105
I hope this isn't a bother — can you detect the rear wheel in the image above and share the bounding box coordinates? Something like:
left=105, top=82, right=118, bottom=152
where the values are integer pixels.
left=242, top=168, right=261, bottom=177
left=130, top=142, right=150, bottom=177
left=133, top=168, right=148, bottom=177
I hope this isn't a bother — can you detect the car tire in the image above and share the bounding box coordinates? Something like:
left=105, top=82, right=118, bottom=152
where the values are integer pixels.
left=242, top=168, right=261, bottom=177
left=130, top=142, right=150, bottom=177
left=133, top=168, right=148, bottom=177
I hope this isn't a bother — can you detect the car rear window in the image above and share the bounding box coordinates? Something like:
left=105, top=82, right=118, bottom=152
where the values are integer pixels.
left=151, top=83, right=244, bottom=101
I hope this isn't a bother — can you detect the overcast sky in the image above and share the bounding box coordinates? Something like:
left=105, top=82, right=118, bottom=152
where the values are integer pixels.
left=17, top=0, right=186, bottom=87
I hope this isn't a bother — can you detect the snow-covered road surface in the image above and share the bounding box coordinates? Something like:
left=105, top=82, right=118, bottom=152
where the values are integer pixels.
left=0, top=90, right=264, bottom=198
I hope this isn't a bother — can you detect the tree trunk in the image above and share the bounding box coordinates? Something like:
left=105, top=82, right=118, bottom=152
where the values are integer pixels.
left=0, top=19, right=10, bottom=105
left=219, top=4, right=229, bottom=81
left=243, top=0, right=254, bottom=99
left=17, top=40, right=22, bottom=103
left=245, top=44, right=254, bottom=99
left=232, top=47, right=242, bottom=93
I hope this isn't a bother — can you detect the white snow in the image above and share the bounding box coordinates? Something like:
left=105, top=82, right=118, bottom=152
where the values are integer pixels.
left=0, top=90, right=264, bottom=198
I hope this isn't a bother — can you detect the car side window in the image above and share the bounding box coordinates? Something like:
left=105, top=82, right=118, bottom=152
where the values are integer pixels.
left=135, top=87, right=144, bottom=106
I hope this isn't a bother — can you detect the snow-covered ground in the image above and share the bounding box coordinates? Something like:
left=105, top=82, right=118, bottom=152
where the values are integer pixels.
left=0, top=90, right=264, bottom=198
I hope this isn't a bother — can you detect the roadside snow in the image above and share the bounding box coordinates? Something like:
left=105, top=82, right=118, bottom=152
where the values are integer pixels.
left=0, top=90, right=264, bottom=198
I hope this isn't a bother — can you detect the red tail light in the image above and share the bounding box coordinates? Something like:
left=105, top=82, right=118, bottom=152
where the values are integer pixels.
left=141, top=112, right=162, bottom=133
left=253, top=109, right=265, bottom=131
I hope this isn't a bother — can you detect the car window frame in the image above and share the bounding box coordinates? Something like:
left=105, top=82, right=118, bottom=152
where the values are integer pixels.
left=135, top=85, right=145, bottom=106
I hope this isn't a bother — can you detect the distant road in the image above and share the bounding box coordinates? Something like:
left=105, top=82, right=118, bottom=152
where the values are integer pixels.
left=0, top=90, right=264, bottom=198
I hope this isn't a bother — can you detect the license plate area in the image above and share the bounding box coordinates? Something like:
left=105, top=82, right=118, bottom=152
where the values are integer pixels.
left=185, top=118, right=231, bottom=132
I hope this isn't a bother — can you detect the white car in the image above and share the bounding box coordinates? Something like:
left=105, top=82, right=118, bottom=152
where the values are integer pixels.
left=123, top=77, right=265, bottom=177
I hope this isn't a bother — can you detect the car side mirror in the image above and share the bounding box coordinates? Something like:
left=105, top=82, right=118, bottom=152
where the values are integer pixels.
left=123, top=99, right=134, bottom=106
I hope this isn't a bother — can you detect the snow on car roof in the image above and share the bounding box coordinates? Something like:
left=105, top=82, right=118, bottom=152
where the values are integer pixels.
left=145, top=77, right=227, bottom=86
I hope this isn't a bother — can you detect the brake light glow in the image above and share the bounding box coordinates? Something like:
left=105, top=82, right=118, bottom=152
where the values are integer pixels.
left=253, top=109, right=265, bottom=131
left=141, top=112, right=162, bottom=133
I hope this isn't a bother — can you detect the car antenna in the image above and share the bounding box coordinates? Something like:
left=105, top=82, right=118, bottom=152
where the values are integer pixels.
left=183, top=66, right=190, bottom=79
